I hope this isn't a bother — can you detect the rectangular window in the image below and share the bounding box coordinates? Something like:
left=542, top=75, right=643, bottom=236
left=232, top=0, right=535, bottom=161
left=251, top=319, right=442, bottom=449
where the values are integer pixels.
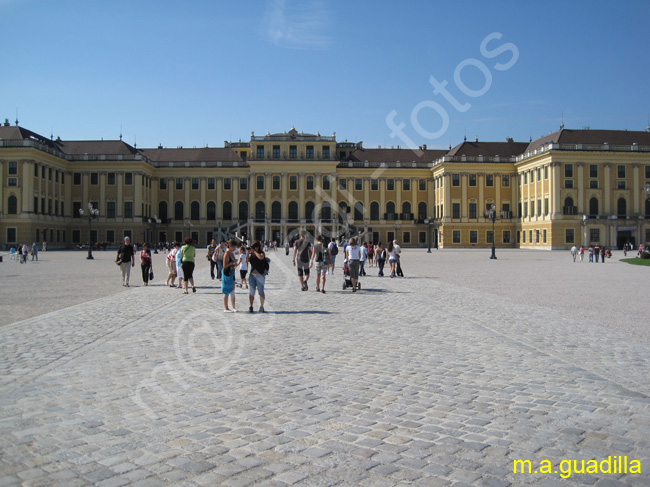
left=256, top=145, right=264, bottom=159
left=192, top=178, right=199, bottom=190
left=566, top=228, right=575, bottom=244
left=273, top=176, right=280, bottom=190
left=159, top=177, right=167, bottom=190
left=419, top=231, right=426, bottom=244
left=61, top=172, right=65, bottom=185
left=42, top=166, right=46, bottom=179
left=240, top=177, right=247, bottom=190
left=306, top=146, right=314, bottom=158
left=523, top=202, right=528, bottom=218
left=371, top=179, right=379, bottom=191
left=617, top=165, right=626, bottom=178
left=486, top=231, right=493, bottom=244
left=590, top=228, right=600, bottom=242
left=72, top=230, right=80, bottom=244
left=48, top=168, right=52, bottom=181
left=645, top=165, right=650, bottom=178
left=486, top=174, right=493, bottom=186
left=222, top=178, right=230, bottom=190
left=387, top=179, right=394, bottom=191
left=453, top=230, right=461, bottom=243
left=530, top=170, right=535, bottom=183
left=529, top=230, right=533, bottom=243
left=208, top=178, right=215, bottom=190
left=34, top=196, right=38, bottom=213
left=543, top=229, right=547, bottom=243
left=531, top=202, right=535, bottom=217
left=74, top=172, right=81, bottom=185
left=322, top=146, right=330, bottom=159
left=452, top=174, right=460, bottom=186
left=272, top=145, right=280, bottom=159
left=107, top=202, right=116, bottom=218
left=307, top=176, right=314, bottom=190
left=290, top=145, right=297, bottom=159
left=544, top=198, right=549, bottom=215
left=104, top=172, right=114, bottom=185
left=617, top=180, right=626, bottom=189
left=402, top=231, right=410, bottom=244
left=290, top=176, right=297, bottom=190
left=564, top=164, right=573, bottom=178
left=339, top=178, right=346, bottom=190
left=8, top=161, right=17, bottom=175
left=55, top=170, right=59, bottom=183
left=502, top=175, right=509, bottom=187
left=452, top=203, right=460, bottom=219
left=125, top=173, right=133, bottom=185
left=419, top=179, right=426, bottom=191
left=536, top=230, right=540, bottom=243
left=322, top=176, right=330, bottom=190
left=176, top=178, right=183, bottom=190
left=544, top=165, right=548, bottom=179
left=524, top=173, right=528, bottom=184
left=590, top=180, right=598, bottom=188
left=403, top=179, right=410, bottom=191
left=470, top=230, right=478, bottom=243
left=124, top=202, right=133, bottom=219
left=469, top=174, right=477, bottom=186
left=537, top=199, right=541, bottom=216
left=537, top=168, right=542, bottom=181
left=55, top=200, right=59, bottom=216
left=469, top=203, right=477, bottom=219
left=107, top=230, right=115, bottom=243
left=590, top=164, right=598, bottom=178
left=355, top=179, right=362, bottom=191
left=8, top=178, right=17, bottom=186
left=565, top=179, right=574, bottom=189
left=503, top=231, right=510, bottom=243
left=522, top=230, right=526, bottom=243
left=257, top=175, right=264, bottom=190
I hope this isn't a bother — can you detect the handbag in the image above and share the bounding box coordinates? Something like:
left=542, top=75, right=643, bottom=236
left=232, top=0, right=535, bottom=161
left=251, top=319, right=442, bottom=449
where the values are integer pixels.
left=149, top=270, right=154, bottom=280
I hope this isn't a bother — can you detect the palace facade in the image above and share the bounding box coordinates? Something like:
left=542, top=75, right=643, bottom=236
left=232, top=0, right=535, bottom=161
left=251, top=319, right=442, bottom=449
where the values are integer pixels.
left=1, top=120, right=650, bottom=250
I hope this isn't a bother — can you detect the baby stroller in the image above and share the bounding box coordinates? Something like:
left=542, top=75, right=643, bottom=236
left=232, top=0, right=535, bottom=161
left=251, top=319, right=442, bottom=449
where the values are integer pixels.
left=342, top=259, right=361, bottom=291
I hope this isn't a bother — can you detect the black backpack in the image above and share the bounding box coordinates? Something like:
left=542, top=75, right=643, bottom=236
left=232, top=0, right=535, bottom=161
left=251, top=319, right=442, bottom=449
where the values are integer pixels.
left=330, top=243, right=338, bottom=255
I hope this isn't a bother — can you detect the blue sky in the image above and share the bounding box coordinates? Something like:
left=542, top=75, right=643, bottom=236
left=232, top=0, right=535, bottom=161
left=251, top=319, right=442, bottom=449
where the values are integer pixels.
left=1, top=0, right=649, bottom=150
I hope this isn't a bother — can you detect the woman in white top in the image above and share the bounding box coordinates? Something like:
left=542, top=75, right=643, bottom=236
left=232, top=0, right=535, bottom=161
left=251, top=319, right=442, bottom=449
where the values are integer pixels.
left=345, top=237, right=361, bottom=292
left=237, top=244, right=249, bottom=289
left=386, top=241, right=398, bottom=278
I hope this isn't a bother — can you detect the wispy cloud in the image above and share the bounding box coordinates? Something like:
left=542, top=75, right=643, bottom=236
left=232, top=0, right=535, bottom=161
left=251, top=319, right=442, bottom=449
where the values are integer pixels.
left=262, top=0, right=332, bottom=50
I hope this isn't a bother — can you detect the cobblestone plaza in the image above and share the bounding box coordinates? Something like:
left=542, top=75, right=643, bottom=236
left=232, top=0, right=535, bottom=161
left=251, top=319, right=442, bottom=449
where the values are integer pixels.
left=1, top=249, right=649, bottom=486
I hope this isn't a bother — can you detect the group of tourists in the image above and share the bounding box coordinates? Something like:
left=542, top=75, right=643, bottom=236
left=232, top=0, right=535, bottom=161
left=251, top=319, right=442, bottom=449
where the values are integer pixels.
left=569, top=244, right=611, bottom=263
left=9, top=242, right=40, bottom=263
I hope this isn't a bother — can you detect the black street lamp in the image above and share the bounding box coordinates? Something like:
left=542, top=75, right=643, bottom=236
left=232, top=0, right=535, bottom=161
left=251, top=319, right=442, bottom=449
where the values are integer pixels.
left=79, top=202, right=99, bottom=260
left=423, top=217, right=440, bottom=253
left=148, top=215, right=162, bottom=253
left=484, top=204, right=504, bottom=260
left=645, top=182, right=650, bottom=200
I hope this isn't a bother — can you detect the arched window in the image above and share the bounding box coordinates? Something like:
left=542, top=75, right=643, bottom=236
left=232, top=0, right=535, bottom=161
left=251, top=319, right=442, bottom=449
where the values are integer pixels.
left=238, top=201, right=248, bottom=221
left=158, top=201, right=168, bottom=221
left=223, top=201, right=232, bottom=220
left=418, top=202, right=427, bottom=221
left=288, top=201, right=298, bottom=221
left=271, top=201, right=281, bottom=222
left=564, top=196, right=573, bottom=207
left=354, top=202, right=364, bottom=221
left=386, top=201, right=395, bottom=219
left=321, top=201, right=331, bottom=221
left=255, top=201, right=265, bottom=220
left=617, top=197, right=627, bottom=218
left=402, top=201, right=411, bottom=218
left=191, top=201, right=200, bottom=220
left=370, top=202, right=380, bottom=220
left=338, top=201, right=348, bottom=223
left=589, top=197, right=599, bottom=217
left=305, top=201, right=315, bottom=222
left=7, top=195, right=18, bottom=214
left=207, top=201, right=216, bottom=220
left=174, top=201, right=184, bottom=221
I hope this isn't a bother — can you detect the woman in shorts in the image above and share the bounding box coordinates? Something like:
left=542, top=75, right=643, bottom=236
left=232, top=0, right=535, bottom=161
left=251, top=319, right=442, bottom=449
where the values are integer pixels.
left=221, top=239, right=238, bottom=312
left=247, top=240, right=266, bottom=313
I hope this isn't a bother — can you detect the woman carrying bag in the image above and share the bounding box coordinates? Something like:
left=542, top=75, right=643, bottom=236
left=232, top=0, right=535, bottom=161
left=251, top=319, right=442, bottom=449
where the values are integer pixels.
left=221, top=239, right=238, bottom=312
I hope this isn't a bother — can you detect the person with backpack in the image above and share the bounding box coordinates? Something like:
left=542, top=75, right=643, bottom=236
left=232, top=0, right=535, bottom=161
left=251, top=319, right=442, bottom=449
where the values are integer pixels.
left=293, top=230, right=313, bottom=291
left=310, top=234, right=331, bottom=294
left=375, top=241, right=386, bottom=276
left=328, top=238, right=338, bottom=274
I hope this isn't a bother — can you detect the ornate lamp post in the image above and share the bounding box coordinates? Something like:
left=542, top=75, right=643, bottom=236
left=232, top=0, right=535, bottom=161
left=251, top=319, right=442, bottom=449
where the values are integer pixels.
left=79, top=202, right=99, bottom=260
left=148, top=215, right=162, bottom=253
left=484, top=204, right=504, bottom=260
left=645, top=182, right=650, bottom=200
left=424, top=218, right=432, bottom=253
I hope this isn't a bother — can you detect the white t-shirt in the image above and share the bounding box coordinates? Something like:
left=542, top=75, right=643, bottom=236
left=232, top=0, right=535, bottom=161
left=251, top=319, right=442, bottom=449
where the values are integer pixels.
left=239, top=250, right=248, bottom=270
left=347, top=245, right=360, bottom=260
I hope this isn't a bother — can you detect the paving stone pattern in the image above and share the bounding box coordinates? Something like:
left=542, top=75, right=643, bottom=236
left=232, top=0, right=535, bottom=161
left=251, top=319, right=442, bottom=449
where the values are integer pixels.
left=1, top=249, right=649, bottom=486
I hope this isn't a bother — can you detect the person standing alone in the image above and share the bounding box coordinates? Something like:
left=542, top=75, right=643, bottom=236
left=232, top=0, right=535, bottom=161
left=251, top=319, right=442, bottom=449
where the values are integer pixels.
left=293, top=230, right=313, bottom=291
left=116, top=236, right=135, bottom=287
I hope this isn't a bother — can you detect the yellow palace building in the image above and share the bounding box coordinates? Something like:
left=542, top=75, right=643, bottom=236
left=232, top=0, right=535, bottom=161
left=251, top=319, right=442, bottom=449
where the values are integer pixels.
left=1, top=119, right=650, bottom=250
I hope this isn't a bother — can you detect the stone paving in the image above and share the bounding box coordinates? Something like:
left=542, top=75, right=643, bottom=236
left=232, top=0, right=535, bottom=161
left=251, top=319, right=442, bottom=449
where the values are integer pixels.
left=1, top=248, right=649, bottom=486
